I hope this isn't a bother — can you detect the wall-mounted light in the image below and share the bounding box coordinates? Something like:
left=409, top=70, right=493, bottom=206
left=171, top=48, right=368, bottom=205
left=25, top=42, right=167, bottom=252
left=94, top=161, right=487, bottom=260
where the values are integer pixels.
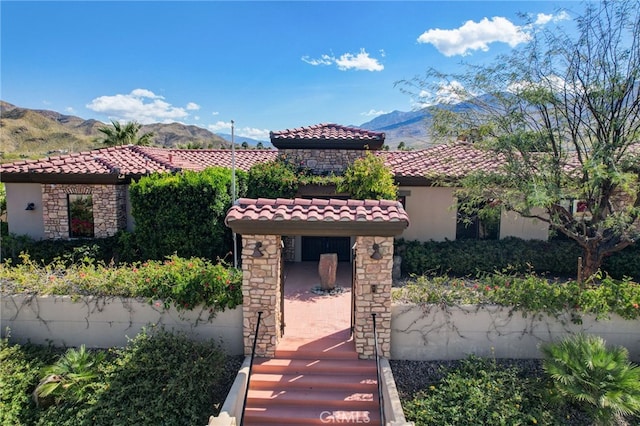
left=25, top=203, right=35, bottom=211
left=371, top=243, right=382, bottom=260
left=252, top=242, right=263, bottom=258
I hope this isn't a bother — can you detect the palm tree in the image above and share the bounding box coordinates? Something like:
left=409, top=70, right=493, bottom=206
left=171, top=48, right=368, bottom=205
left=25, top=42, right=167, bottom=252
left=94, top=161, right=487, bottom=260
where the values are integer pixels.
left=542, top=334, right=640, bottom=425
left=34, top=345, right=105, bottom=407
left=98, top=120, right=154, bottom=146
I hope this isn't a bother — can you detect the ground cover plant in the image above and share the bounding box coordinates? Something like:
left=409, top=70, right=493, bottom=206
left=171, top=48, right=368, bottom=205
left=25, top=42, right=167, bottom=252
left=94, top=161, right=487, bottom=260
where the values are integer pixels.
left=0, top=254, right=242, bottom=313
left=0, top=328, right=242, bottom=426
left=392, top=272, right=640, bottom=322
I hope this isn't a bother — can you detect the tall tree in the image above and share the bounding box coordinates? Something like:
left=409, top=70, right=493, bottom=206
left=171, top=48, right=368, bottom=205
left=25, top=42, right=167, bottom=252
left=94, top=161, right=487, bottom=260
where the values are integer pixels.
left=400, top=0, right=640, bottom=278
left=97, top=120, right=154, bottom=146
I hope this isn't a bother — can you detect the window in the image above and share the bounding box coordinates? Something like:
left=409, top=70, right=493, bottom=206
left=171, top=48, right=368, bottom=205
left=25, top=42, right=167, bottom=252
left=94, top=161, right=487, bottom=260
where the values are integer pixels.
left=455, top=199, right=500, bottom=240
left=68, top=194, right=94, bottom=238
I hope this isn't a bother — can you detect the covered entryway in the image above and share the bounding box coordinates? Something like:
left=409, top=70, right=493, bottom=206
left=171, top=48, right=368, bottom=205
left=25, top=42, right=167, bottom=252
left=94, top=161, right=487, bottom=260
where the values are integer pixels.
left=225, top=197, right=409, bottom=360
left=301, top=236, right=351, bottom=261
left=281, top=261, right=352, bottom=339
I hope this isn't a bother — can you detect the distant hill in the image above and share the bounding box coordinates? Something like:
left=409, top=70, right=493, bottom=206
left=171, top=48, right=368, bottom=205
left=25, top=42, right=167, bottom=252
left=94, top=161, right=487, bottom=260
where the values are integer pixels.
left=359, top=108, right=433, bottom=150
left=216, top=133, right=272, bottom=148
left=0, top=101, right=231, bottom=161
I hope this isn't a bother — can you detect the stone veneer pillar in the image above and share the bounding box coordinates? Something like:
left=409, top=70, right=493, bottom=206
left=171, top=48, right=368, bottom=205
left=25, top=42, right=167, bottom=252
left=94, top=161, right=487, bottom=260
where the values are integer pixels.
left=354, top=235, right=393, bottom=359
left=241, top=234, right=282, bottom=358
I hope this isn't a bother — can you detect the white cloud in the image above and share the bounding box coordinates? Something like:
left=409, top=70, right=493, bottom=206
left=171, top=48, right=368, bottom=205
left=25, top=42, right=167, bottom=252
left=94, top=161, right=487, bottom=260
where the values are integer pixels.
left=86, top=89, right=189, bottom=124
left=207, top=121, right=269, bottom=140
left=238, top=127, right=270, bottom=140
left=417, top=11, right=568, bottom=57
left=301, top=54, right=334, bottom=66
left=211, top=111, right=220, bottom=116
left=534, top=11, right=569, bottom=26
left=302, top=48, right=384, bottom=72
left=65, top=107, right=75, bottom=113
left=208, top=121, right=233, bottom=132
left=361, top=109, right=389, bottom=117
left=417, top=80, right=475, bottom=106
left=186, top=102, right=200, bottom=110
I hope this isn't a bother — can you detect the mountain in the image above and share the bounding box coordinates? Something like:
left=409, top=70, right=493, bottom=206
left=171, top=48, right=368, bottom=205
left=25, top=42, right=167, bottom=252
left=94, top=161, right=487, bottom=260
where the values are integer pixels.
left=359, top=109, right=433, bottom=150
left=0, top=101, right=231, bottom=161
left=216, top=133, right=272, bottom=148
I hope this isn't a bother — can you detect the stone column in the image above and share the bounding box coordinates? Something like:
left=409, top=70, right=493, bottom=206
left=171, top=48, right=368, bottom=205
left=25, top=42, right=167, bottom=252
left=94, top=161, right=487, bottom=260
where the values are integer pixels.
left=354, top=235, right=393, bottom=359
left=241, top=234, right=282, bottom=358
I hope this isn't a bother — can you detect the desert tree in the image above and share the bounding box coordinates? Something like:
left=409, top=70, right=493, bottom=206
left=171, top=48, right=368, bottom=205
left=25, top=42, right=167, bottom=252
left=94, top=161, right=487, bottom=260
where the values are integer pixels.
left=98, top=120, right=154, bottom=146
left=399, top=0, right=640, bottom=279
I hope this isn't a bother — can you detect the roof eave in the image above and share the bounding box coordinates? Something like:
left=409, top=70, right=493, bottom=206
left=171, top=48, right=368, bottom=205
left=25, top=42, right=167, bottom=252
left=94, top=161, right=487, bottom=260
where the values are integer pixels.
left=226, top=219, right=408, bottom=237
left=0, top=173, right=127, bottom=185
left=272, top=139, right=384, bottom=150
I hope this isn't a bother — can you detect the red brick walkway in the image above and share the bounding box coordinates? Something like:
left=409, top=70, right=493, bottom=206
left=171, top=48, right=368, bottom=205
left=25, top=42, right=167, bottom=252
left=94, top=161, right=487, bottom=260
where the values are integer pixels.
left=281, top=262, right=352, bottom=339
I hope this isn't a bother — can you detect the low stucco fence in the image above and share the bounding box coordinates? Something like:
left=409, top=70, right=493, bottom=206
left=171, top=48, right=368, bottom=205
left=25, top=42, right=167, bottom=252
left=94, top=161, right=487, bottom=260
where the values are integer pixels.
left=391, top=303, right=640, bottom=362
left=1, top=295, right=243, bottom=353
left=2, top=296, right=639, bottom=362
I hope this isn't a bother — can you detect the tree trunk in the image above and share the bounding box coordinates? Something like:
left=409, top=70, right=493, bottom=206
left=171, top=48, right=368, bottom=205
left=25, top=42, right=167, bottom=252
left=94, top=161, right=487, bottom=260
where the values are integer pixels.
left=581, top=242, right=603, bottom=281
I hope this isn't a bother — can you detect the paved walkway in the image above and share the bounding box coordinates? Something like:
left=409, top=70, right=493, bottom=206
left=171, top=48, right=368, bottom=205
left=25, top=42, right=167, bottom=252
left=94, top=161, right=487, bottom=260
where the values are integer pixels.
left=281, top=261, right=352, bottom=339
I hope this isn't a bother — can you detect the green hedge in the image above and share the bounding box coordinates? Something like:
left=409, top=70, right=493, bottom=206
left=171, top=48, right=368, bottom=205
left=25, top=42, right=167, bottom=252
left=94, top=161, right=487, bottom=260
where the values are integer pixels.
left=397, top=237, right=640, bottom=280
left=0, top=234, right=123, bottom=265
left=129, top=167, right=247, bottom=261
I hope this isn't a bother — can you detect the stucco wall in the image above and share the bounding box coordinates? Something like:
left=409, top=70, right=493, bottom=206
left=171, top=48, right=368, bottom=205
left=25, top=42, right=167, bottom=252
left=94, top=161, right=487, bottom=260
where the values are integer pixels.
left=500, top=208, right=549, bottom=240
left=5, top=183, right=45, bottom=239
left=400, top=186, right=457, bottom=241
left=391, top=303, right=640, bottom=362
left=399, top=185, right=551, bottom=242
left=1, top=295, right=243, bottom=354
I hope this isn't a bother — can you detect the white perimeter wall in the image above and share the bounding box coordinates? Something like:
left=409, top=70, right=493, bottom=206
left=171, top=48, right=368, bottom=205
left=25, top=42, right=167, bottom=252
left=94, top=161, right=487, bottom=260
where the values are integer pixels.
left=4, top=296, right=638, bottom=362
left=1, top=295, right=243, bottom=354
left=391, top=303, right=640, bottom=362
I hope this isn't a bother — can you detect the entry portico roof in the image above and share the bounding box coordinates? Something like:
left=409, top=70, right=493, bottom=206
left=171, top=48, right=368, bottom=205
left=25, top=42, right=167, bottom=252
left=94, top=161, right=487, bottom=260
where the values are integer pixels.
left=225, top=197, right=409, bottom=236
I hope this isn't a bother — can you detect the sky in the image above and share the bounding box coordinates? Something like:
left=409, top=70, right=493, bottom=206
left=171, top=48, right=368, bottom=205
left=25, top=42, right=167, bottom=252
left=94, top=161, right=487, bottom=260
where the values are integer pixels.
left=1, top=1, right=582, bottom=141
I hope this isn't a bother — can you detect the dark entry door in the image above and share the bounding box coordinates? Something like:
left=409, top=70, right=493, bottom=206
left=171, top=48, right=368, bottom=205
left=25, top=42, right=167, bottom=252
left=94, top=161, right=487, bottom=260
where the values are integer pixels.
left=301, top=237, right=351, bottom=262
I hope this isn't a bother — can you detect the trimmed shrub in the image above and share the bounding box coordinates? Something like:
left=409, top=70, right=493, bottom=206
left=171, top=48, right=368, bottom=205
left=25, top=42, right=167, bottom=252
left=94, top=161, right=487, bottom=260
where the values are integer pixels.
left=129, top=167, right=247, bottom=261
left=397, top=237, right=638, bottom=280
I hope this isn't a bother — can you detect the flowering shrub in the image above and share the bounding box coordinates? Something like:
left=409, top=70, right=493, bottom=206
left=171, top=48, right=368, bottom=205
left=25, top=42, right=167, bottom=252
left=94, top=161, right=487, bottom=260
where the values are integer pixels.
left=0, top=254, right=242, bottom=313
left=393, top=272, right=640, bottom=321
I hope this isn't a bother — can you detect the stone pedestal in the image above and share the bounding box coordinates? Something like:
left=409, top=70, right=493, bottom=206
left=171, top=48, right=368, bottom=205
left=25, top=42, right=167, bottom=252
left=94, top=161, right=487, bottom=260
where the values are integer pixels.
left=318, top=253, right=338, bottom=290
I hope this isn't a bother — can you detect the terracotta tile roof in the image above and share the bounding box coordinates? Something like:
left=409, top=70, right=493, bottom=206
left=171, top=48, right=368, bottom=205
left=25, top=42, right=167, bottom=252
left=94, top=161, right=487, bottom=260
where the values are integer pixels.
left=379, top=141, right=504, bottom=183
left=225, top=197, right=409, bottom=236
left=0, top=138, right=507, bottom=185
left=0, top=145, right=277, bottom=183
left=270, top=123, right=384, bottom=141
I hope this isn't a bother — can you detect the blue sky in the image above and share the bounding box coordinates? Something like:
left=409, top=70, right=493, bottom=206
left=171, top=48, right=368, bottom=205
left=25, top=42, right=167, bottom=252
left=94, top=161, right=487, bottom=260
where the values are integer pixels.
left=1, top=1, right=580, bottom=141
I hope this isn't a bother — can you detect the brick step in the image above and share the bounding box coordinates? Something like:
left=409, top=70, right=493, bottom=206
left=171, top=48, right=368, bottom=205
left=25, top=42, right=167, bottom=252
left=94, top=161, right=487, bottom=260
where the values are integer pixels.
left=253, top=357, right=376, bottom=375
left=249, top=372, right=378, bottom=391
left=243, top=406, right=380, bottom=425
left=275, top=336, right=359, bottom=360
left=247, top=388, right=377, bottom=408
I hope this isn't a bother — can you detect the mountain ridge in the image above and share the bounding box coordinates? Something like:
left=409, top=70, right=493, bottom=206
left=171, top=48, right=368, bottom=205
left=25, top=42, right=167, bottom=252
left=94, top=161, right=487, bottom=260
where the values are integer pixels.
left=1, top=100, right=435, bottom=161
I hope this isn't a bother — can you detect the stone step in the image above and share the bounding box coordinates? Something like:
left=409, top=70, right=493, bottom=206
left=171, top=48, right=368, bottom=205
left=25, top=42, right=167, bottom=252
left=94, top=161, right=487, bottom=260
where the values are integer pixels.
left=247, top=388, right=377, bottom=408
left=243, top=405, right=380, bottom=425
left=249, top=372, right=378, bottom=392
left=275, top=335, right=359, bottom=360
left=252, top=357, right=376, bottom=375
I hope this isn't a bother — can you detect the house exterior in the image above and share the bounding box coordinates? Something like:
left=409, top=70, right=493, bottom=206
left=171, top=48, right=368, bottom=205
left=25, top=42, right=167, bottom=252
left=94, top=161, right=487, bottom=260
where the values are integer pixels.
left=0, top=123, right=549, bottom=258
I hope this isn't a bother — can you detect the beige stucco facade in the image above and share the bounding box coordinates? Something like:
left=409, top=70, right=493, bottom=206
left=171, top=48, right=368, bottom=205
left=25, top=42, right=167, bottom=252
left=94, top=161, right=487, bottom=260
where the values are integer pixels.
left=400, top=185, right=550, bottom=241
left=400, top=186, right=458, bottom=241
left=4, top=181, right=552, bottom=243
left=5, top=182, right=45, bottom=239
left=500, top=208, right=550, bottom=241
